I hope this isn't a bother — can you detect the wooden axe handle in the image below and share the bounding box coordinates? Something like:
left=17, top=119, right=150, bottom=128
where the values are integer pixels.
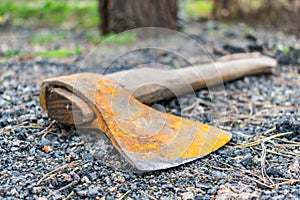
left=107, top=55, right=277, bottom=103
left=178, top=56, right=277, bottom=90
left=41, top=54, right=277, bottom=125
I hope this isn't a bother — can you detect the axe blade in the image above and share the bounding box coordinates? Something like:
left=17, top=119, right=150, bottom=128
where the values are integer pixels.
left=40, top=73, right=231, bottom=171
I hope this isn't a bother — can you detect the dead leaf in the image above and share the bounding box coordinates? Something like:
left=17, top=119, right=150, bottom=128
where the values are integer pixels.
left=43, top=145, right=51, bottom=153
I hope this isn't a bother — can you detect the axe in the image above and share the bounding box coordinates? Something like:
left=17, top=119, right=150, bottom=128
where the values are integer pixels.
left=40, top=53, right=276, bottom=171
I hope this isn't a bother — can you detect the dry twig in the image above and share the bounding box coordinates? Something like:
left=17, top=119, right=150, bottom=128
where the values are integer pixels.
left=253, top=147, right=293, bottom=158
left=0, top=124, right=44, bottom=134
left=65, top=191, right=75, bottom=200
left=234, top=131, right=294, bottom=148
left=140, top=191, right=158, bottom=200
left=260, top=143, right=274, bottom=185
left=34, top=121, right=55, bottom=137
left=36, top=161, right=80, bottom=185
left=118, top=190, right=131, bottom=200
left=216, top=160, right=273, bottom=189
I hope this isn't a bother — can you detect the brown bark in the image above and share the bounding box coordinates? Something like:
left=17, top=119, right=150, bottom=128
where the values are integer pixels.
left=99, top=0, right=178, bottom=35
left=212, top=0, right=300, bottom=35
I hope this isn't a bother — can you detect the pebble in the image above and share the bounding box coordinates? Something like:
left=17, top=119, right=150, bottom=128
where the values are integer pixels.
left=240, top=154, right=253, bottom=169
left=10, top=147, right=19, bottom=152
left=82, top=152, right=94, bottom=161
left=31, top=187, right=42, bottom=194
left=104, top=177, right=112, bottom=185
left=207, top=186, right=218, bottom=195
left=87, top=186, right=99, bottom=197
left=195, top=182, right=210, bottom=189
left=89, top=172, right=98, bottom=181
left=211, top=171, right=227, bottom=178
left=77, top=190, right=87, bottom=197
left=10, top=188, right=18, bottom=197
left=81, top=176, right=91, bottom=184
left=181, top=191, right=194, bottom=200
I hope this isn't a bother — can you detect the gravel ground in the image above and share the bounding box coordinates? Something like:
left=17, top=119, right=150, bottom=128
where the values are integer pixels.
left=0, top=21, right=299, bottom=199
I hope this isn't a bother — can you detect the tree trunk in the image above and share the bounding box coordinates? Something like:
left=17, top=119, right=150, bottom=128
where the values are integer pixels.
left=99, top=0, right=178, bottom=35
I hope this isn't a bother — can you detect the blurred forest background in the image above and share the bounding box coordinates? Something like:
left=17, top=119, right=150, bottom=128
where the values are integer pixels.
left=0, top=0, right=299, bottom=35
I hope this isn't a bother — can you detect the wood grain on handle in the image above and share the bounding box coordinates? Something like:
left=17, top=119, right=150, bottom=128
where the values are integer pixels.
left=108, top=55, right=277, bottom=103
left=177, top=56, right=277, bottom=91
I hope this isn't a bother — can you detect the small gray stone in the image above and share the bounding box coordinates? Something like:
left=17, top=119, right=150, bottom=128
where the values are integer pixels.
left=81, top=176, right=91, bottom=184
left=87, top=186, right=99, bottom=197
left=77, top=190, right=87, bottom=197
left=181, top=191, right=194, bottom=200
left=32, top=186, right=42, bottom=194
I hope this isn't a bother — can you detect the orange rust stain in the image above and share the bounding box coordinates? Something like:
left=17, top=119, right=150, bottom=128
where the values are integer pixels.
left=92, top=76, right=231, bottom=160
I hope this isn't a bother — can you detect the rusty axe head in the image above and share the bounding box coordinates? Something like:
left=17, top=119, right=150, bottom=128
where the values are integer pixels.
left=40, top=73, right=231, bottom=171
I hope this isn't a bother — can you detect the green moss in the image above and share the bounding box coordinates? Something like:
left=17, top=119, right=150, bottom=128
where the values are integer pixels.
left=5, top=48, right=19, bottom=57
left=0, top=48, right=20, bottom=62
left=151, top=185, right=157, bottom=190
left=104, top=32, right=137, bottom=45
left=117, top=175, right=123, bottom=182
left=29, top=31, right=66, bottom=44
left=86, top=30, right=137, bottom=45
left=277, top=44, right=290, bottom=53
left=0, top=0, right=99, bottom=28
left=0, top=58, right=8, bottom=63
left=36, top=47, right=82, bottom=58
left=185, top=0, right=213, bottom=18
left=246, top=28, right=255, bottom=35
